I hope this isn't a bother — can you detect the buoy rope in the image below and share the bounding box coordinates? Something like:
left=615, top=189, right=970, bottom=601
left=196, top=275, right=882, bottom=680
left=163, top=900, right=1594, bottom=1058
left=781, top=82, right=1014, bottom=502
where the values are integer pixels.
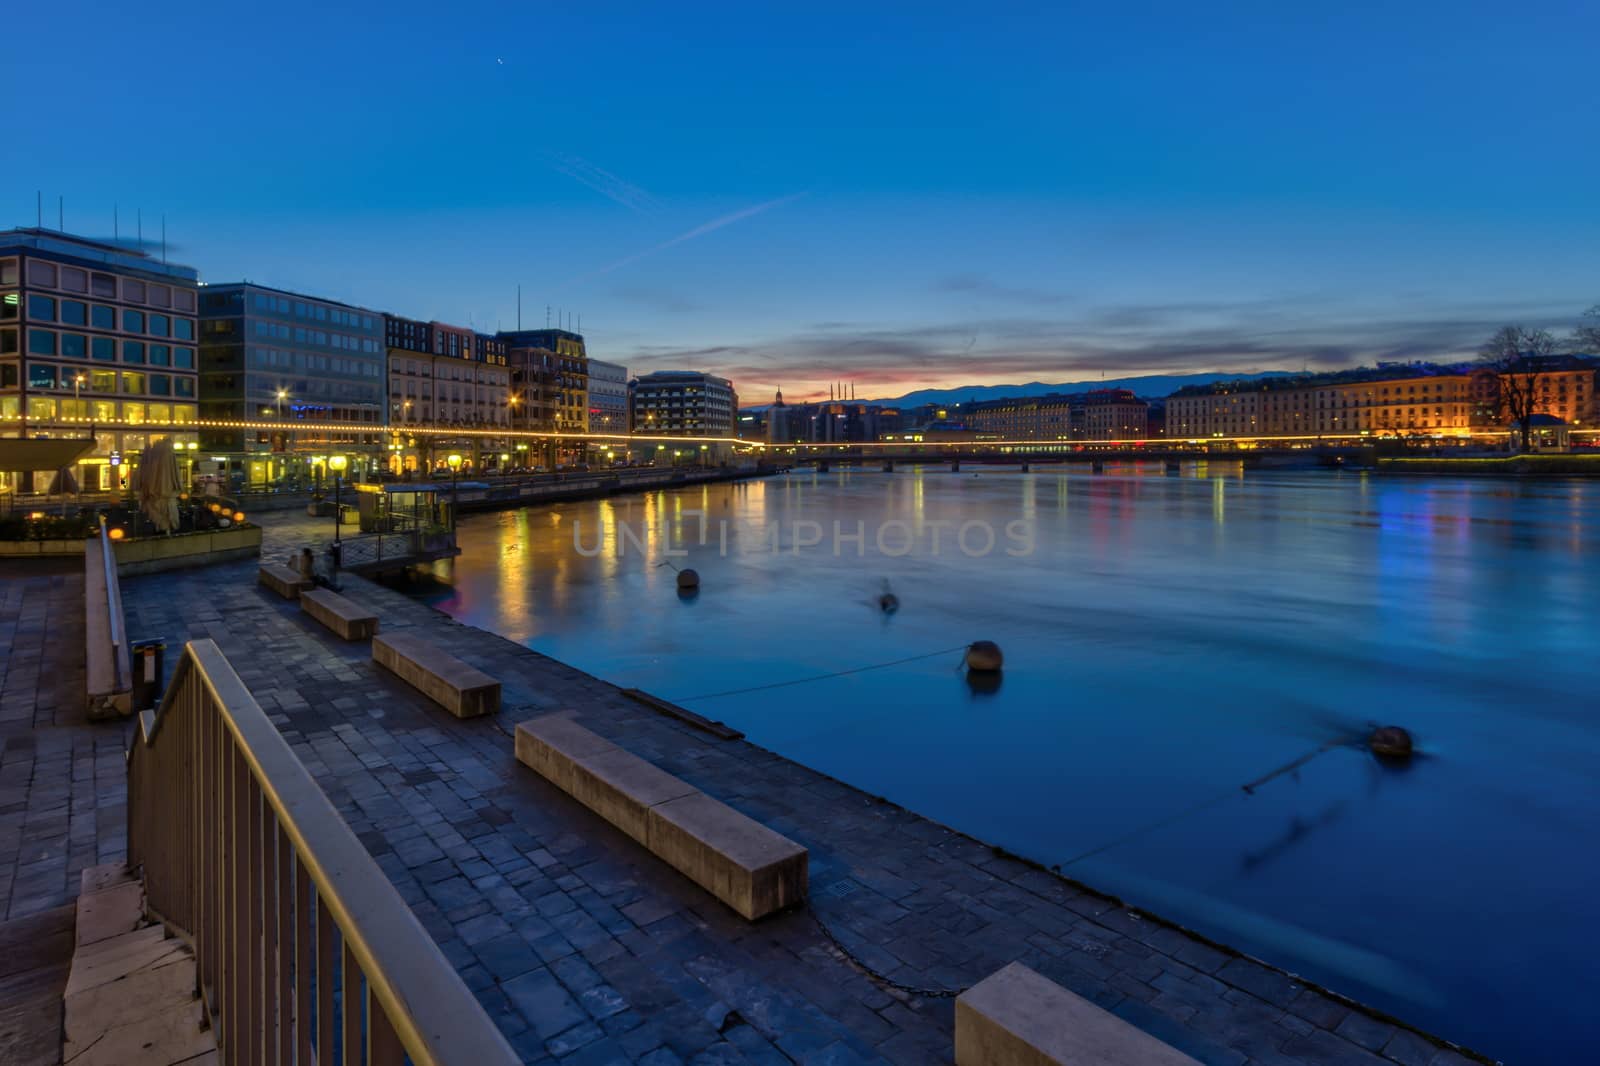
left=1055, top=741, right=1347, bottom=870
left=673, top=645, right=974, bottom=702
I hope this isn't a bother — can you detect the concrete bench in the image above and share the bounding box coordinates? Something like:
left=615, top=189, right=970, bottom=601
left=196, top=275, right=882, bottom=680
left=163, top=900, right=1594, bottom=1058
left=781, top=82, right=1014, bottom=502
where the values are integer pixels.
left=258, top=563, right=313, bottom=599
left=955, top=962, right=1200, bottom=1066
left=515, top=715, right=807, bottom=919
left=299, top=588, right=379, bottom=640
left=372, top=631, right=500, bottom=718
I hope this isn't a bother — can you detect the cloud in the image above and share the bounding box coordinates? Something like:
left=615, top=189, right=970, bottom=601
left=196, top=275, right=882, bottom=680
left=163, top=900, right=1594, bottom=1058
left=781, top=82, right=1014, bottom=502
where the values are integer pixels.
left=556, top=192, right=807, bottom=290
left=542, top=152, right=659, bottom=213
left=933, top=273, right=1073, bottom=307
left=617, top=295, right=1589, bottom=401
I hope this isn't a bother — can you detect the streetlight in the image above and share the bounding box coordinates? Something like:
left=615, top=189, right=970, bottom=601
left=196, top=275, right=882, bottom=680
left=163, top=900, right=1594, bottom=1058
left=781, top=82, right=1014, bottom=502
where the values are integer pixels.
left=446, top=453, right=463, bottom=520
left=328, top=455, right=348, bottom=547
left=276, top=389, right=288, bottom=419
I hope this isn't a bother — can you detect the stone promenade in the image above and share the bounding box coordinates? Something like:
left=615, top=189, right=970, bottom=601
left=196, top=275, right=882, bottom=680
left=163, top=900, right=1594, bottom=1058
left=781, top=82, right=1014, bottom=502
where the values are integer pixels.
left=1, top=548, right=1485, bottom=1065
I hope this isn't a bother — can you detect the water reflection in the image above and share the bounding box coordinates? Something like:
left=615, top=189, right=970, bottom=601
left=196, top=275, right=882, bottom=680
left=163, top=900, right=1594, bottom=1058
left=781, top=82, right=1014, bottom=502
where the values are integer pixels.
left=413, top=465, right=1600, bottom=1064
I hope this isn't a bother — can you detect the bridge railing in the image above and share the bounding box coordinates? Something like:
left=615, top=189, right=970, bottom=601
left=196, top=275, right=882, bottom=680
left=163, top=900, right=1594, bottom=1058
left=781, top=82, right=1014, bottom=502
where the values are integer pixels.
left=128, top=638, right=519, bottom=1066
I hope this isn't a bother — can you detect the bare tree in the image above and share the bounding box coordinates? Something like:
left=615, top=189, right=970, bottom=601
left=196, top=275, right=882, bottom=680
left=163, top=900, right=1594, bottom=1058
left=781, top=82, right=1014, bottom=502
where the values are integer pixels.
left=1478, top=326, right=1558, bottom=452
left=1575, top=304, right=1600, bottom=353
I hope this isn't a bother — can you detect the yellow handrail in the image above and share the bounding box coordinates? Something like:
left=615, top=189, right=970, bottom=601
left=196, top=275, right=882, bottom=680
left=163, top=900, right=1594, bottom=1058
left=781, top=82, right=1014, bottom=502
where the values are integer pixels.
left=129, top=639, right=519, bottom=1066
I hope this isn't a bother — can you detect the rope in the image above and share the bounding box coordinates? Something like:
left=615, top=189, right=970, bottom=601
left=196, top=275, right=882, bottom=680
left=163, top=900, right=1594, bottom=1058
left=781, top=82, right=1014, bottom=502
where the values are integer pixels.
left=672, top=645, right=973, bottom=702
left=1056, top=741, right=1346, bottom=869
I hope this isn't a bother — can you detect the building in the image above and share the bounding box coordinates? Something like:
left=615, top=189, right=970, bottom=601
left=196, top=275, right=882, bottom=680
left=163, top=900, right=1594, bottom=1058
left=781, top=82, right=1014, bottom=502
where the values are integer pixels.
left=383, top=314, right=512, bottom=474
left=498, top=328, right=589, bottom=437
left=630, top=371, right=738, bottom=437
left=962, top=390, right=1148, bottom=441
left=764, top=389, right=789, bottom=444
left=586, top=359, right=629, bottom=436
left=196, top=283, right=385, bottom=488
left=1, top=229, right=201, bottom=494
left=1165, top=366, right=1476, bottom=440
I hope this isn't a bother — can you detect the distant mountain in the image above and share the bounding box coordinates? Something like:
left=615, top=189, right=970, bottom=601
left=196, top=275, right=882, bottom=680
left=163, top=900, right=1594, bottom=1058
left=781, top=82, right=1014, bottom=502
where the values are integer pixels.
left=744, top=372, right=1294, bottom=411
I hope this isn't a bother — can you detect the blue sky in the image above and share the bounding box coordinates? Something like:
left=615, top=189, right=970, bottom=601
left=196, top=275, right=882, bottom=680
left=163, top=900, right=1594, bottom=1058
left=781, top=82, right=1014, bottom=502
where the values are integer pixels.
left=8, top=1, right=1597, bottom=401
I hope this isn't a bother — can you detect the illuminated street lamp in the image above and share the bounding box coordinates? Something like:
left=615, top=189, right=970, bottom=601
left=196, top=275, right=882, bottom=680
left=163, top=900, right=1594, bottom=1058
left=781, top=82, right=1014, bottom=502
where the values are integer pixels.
left=446, top=452, right=463, bottom=509
left=328, top=455, right=348, bottom=547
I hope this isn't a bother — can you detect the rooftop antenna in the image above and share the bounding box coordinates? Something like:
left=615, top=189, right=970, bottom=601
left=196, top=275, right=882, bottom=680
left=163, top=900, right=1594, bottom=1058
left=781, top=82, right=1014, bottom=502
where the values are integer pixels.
left=137, top=209, right=143, bottom=248
left=161, top=215, right=166, bottom=263
left=58, top=195, right=64, bottom=231
left=546, top=305, right=551, bottom=328
left=114, top=203, right=119, bottom=243
left=36, top=190, right=41, bottom=228
left=517, top=284, right=522, bottom=330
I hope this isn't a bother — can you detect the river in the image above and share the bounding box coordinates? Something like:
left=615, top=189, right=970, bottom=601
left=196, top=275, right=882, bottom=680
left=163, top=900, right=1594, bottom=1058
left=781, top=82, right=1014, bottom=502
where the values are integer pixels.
left=411, top=463, right=1599, bottom=1064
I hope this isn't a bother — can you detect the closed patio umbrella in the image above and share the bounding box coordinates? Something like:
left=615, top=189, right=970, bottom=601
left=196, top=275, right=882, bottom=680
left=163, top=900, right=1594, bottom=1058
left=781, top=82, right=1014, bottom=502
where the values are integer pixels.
left=133, top=439, right=183, bottom=533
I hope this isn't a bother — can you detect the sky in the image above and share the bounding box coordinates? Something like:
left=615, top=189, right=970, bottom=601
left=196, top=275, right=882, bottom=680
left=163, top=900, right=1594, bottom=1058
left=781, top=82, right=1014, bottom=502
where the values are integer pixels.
left=6, top=1, right=1598, bottom=403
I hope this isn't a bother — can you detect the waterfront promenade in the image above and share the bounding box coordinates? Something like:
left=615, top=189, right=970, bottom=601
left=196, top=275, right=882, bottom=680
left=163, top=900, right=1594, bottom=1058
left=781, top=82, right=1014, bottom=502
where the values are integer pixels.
left=0, top=530, right=1487, bottom=1064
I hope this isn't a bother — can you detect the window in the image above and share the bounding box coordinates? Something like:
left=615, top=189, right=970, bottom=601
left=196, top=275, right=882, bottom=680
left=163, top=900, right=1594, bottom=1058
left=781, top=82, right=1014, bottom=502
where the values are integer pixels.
left=150, top=344, right=171, bottom=366
left=174, top=377, right=195, bottom=398
left=27, top=295, right=56, bottom=321
left=147, top=402, right=171, bottom=423
left=61, top=333, right=87, bottom=358
left=149, top=314, right=170, bottom=338
left=148, top=285, right=171, bottom=308
left=91, top=304, right=115, bottom=330
left=0, top=329, right=14, bottom=354
left=174, top=289, right=195, bottom=313
left=61, top=266, right=88, bottom=293
left=26, top=397, right=57, bottom=420
left=174, top=318, right=193, bottom=341
left=1, top=293, right=16, bottom=320
left=28, top=363, right=56, bottom=388
left=122, top=372, right=147, bottom=395
left=122, top=309, right=145, bottom=333
left=123, top=341, right=146, bottom=363
left=91, top=337, right=116, bottom=360
left=0, top=260, right=15, bottom=285
left=174, top=346, right=194, bottom=369
left=28, top=329, right=56, bottom=355
left=90, top=370, right=116, bottom=392
left=123, top=402, right=146, bottom=424
left=93, top=400, right=116, bottom=421
left=149, top=374, right=171, bottom=396
left=0, top=363, right=15, bottom=386
left=26, top=260, right=57, bottom=287
left=91, top=273, right=116, bottom=298
left=123, top=279, right=146, bottom=303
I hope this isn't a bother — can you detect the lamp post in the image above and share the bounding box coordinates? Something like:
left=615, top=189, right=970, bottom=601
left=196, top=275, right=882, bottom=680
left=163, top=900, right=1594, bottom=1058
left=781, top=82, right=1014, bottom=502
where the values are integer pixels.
left=328, top=454, right=347, bottom=547
left=446, top=453, right=463, bottom=528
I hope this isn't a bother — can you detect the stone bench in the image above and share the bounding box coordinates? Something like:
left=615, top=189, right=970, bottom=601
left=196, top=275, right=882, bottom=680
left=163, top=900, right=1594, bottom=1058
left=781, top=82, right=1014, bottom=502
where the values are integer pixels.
left=299, top=587, right=379, bottom=640
left=258, top=562, right=313, bottom=599
left=373, top=630, right=500, bottom=718
left=515, top=714, right=807, bottom=920
left=955, top=962, right=1200, bottom=1066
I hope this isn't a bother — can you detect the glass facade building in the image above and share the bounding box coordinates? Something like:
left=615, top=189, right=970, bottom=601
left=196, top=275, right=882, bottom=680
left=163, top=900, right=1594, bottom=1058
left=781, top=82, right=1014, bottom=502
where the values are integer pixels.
left=198, top=282, right=385, bottom=488
left=1, top=228, right=200, bottom=494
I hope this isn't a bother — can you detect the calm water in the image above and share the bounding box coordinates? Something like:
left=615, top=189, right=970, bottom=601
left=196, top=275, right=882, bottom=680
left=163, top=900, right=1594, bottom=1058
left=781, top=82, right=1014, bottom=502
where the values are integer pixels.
left=416, top=465, right=1599, bottom=1063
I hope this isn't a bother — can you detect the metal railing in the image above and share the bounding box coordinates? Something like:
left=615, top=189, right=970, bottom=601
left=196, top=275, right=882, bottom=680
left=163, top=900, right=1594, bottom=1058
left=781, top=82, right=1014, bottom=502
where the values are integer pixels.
left=97, top=516, right=127, bottom=691
left=335, top=530, right=419, bottom=570
left=128, top=639, right=519, bottom=1066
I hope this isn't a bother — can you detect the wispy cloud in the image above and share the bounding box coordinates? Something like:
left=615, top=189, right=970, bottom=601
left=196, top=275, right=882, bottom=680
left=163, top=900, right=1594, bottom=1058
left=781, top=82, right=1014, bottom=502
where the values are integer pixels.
left=557, top=192, right=807, bottom=290
left=620, top=295, right=1590, bottom=402
left=542, top=152, right=659, bottom=213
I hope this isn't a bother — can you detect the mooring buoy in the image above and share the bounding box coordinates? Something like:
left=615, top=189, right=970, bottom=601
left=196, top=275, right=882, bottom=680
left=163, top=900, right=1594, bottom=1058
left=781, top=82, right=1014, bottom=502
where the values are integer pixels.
left=676, top=568, right=700, bottom=590
left=1369, top=725, right=1413, bottom=759
left=966, top=640, right=1004, bottom=672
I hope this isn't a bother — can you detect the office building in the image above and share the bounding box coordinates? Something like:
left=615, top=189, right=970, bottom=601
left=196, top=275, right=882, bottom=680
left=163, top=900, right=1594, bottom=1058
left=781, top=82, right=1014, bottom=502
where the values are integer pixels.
left=197, top=283, right=386, bottom=487
left=1, top=229, right=200, bottom=494
left=586, top=358, right=629, bottom=436
left=630, top=371, right=738, bottom=437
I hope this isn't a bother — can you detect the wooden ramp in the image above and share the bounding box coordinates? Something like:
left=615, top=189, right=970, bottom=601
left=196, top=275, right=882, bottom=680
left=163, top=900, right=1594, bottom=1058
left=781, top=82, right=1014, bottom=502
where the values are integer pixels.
left=0, top=903, right=75, bottom=1066
left=60, top=865, right=214, bottom=1066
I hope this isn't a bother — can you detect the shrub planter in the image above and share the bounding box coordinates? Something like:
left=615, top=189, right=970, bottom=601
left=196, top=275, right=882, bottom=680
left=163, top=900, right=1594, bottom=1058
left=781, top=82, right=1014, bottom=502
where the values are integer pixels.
left=113, top=525, right=263, bottom=576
